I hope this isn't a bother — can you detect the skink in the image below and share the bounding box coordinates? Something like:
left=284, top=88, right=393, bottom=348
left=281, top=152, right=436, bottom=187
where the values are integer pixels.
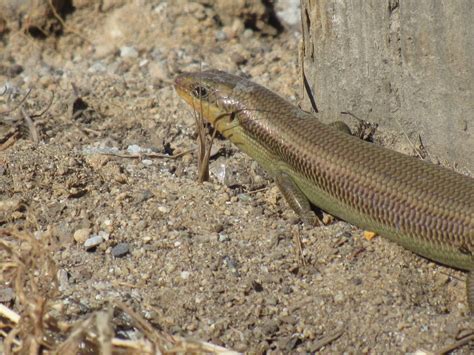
left=174, top=69, right=474, bottom=313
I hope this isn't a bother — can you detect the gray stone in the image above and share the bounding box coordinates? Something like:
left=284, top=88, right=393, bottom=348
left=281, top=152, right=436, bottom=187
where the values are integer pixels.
left=120, top=46, right=138, bottom=58
left=0, top=287, right=14, bottom=302
left=57, top=269, right=69, bottom=290
left=112, top=243, right=130, bottom=257
left=88, top=62, right=107, bottom=73
left=276, top=0, right=301, bottom=27
left=84, top=235, right=104, bottom=250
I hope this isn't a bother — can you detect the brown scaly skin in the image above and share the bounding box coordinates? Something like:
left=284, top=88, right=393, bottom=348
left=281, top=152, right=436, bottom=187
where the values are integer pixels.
left=175, top=69, right=474, bottom=314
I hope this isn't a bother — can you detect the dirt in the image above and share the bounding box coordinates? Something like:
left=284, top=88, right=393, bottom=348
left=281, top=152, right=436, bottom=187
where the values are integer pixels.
left=0, top=1, right=472, bottom=353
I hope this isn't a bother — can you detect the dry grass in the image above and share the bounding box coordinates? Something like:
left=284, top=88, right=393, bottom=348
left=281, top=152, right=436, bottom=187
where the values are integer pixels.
left=193, top=93, right=216, bottom=184
left=0, top=228, right=239, bottom=354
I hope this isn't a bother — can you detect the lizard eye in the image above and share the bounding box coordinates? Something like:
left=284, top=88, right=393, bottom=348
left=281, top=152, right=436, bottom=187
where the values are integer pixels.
left=191, top=85, right=209, bottom=99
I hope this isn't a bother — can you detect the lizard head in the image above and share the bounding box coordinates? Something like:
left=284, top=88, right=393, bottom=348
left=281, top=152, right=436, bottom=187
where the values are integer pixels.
left=174, top=69, right=252, bottom=138
left=174, top=69, right=299, bottom=147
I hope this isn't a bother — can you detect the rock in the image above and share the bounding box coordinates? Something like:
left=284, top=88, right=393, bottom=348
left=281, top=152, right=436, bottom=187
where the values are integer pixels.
left=84, top=235, right=104, bottom=250
left=111, top=242, right=129, bottom=257
left=180, top=271, right=191, bottom=280
left=215, top=30, right=227, bottom=41
left=74, top=228, right=91, bottom=244
left=218, top=233, right=230, bottom=242
left=0, top=287, right=14, bottom=302
left=223, top=256, right=239, bottom=275
left=57, top=269, right=69, bottom=290
left=120, top=46, right=138, bottom=58
left=127, top=144, right=142, bottom=154
left=276, top=0, right=301, bottom=27
left=88, top=62, right=107, bottom=73
left=157, top=205, right=169, bottom=213
left=334, top=291, right=345, bottom=304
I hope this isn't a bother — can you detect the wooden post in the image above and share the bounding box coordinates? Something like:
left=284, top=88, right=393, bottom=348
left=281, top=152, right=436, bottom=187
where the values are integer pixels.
left=300, top=0, right=473, bottom=170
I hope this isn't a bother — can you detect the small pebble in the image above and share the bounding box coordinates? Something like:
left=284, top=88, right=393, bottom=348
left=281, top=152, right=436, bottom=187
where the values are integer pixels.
left=180, top=271, right=191, bottom=280
left=120, top=46, right=138, bottom=58
left=57, top=269, right=69, bottom=290
left=238, top=193, right=251, bottom=202
left=127, top=144, right=143, bottom=154
left=0, top=287, right=15, bottom=302
left=97, top=230, right=110, bottom=241
left=218, top=233, right=230, bottom=242
left=210, top=163, right=227, bottom=184
left=158, top=205, right=170, bottom=213
left=84, top=235, right=104, bottom=250
left=74, top=228, right=91, bottom=243
left=276, top=0, right=301, bottom=26
left=242, top=28, right=253, bottom=38
left=334, top=291, right=345, bottom=303
left=88, top=62, right=107, bottom=73
left=223, top=256, right=239, bottom=275
left=112, top=243, right=130, bottom=257
left=215, top=30, right=227, bottom=41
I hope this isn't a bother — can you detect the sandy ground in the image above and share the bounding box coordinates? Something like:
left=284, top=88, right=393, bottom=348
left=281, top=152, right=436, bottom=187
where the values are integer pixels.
left=0, top=1, right=472, bottom=353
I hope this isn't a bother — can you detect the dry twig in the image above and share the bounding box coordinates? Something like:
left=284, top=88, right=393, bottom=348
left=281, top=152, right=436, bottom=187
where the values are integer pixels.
left=434, top=330, right=474, bottom=355
left=194, top=103, right=216, bottom=183
left=0, top=88, right=32, bottom=116
left=0, top=130, right=20, bottom=151
left=99, top=148, right=195, bottom=160
left=21, top=108, right=39, bottom=144
left=312, top=328, right=344, bottom=352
